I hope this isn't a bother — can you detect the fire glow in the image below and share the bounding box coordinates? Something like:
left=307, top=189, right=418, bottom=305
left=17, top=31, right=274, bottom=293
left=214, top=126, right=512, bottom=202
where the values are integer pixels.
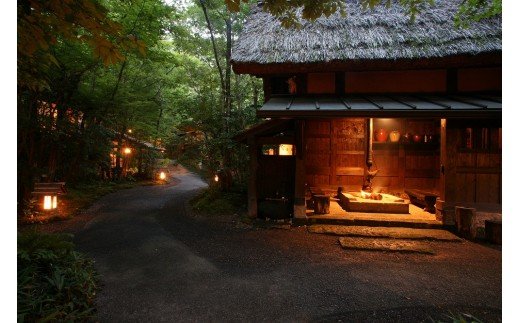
left=159, top=171, right=166, bottom=180
left=359, top=190, right=382, bottom=200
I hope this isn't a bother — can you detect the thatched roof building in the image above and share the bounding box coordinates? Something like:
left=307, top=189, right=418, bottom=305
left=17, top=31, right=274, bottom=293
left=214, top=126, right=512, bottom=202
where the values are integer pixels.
left=232, top=0, right=501, bottom=73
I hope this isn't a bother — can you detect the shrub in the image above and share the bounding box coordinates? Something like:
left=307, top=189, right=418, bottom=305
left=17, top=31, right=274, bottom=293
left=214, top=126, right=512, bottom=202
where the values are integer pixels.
left=191, top=186, right=247, bottom=216
left=17, top=232, right=98, bottom=322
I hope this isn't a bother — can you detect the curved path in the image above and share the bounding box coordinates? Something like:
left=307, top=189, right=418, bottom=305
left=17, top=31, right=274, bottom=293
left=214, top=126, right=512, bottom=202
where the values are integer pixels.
left=74, top=168, right=501, bottom=322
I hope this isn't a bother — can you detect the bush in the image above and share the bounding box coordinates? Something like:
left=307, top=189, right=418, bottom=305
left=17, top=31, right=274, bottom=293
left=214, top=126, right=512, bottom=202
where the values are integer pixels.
left=17, top=232, right=98, bottom=322
left=191, top=186, right=247, bottom=216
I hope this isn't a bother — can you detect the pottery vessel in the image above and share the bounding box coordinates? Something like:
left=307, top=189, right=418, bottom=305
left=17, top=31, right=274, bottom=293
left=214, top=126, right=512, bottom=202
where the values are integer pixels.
left=389, top=130, right=401, bottom=142
left=375, top=129, right=388, bottom=142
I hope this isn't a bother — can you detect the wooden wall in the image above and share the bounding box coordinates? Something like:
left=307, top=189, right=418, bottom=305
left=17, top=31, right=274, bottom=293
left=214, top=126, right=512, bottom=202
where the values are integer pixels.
left=444, top=119, right=502, bottom=204
left=305, top=119, right=365, bottom=190
left=305, top=118, right=441, bottom=193
left=264, top=66, right=501, bottom=97
left=257, top=155, right=295, bottom=200
left=345, top=70, right=447, bottom=93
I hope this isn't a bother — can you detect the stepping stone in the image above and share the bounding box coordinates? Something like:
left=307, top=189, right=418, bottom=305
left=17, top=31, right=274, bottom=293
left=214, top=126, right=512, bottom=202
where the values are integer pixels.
left=339, top=237, right=435, bottom=254
left=308, top=225, right=462, bottom=242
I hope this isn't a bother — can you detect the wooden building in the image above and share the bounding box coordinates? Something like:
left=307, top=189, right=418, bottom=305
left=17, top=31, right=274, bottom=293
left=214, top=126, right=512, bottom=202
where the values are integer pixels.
left=232, top=1, right=501, bottom=224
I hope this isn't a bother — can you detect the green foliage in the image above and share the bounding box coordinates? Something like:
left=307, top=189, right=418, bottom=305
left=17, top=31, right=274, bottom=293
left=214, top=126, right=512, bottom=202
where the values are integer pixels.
left=17, top=0, right=147, bottom=91
left=17, top=232, right=98, bottom=322
left=455, top=0, right=502, bottom=27
left=433, top=311, right=484, bottom=323
left=191, top=186, right=247, bottom=216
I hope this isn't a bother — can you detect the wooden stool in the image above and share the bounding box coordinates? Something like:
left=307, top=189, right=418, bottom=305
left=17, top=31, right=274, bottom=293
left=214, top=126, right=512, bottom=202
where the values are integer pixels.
left=485, top=220, right=502, bottom=245
left=313, top=194, right=330, bottom=214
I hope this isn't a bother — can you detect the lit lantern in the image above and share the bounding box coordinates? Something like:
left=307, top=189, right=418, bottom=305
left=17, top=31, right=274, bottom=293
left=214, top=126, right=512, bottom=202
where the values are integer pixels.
left=268, top=148, right=274, bottom=155
left=279, top=144, right=294, bottom=156
left=43, top=195, right=58, bottom=210
left=214, top=174, right=219, bottom=182
left=159, top=171, right=166, bottom=180
left=124, top=147, right=132, bottom=154
left=127, top=129, right=132, bottom=133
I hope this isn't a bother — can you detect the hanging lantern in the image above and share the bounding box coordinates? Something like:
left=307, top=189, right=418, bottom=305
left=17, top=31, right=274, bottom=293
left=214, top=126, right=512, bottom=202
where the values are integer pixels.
left=124, top=147, right=132, bottom=154
left=159, top=171, right=166, bottom=180
left=214, top=174, right=219, bottom=182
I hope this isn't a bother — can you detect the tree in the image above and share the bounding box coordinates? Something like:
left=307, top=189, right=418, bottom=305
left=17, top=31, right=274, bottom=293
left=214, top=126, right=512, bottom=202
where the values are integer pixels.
left=223, top=0, right=501, bottom=27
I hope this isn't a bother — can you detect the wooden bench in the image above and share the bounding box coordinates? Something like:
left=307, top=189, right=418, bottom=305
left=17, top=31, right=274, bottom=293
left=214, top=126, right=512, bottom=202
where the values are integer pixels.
left=405, top=189, right=438, bottom=213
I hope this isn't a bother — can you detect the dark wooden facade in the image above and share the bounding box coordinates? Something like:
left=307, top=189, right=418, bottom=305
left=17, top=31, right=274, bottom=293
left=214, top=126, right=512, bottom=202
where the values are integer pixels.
left=235, top=60, right=501, bottom=221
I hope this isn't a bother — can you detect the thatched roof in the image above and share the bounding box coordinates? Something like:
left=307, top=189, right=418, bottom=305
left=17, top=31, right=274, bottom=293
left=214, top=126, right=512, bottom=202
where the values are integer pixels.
left=231, top=0, right=501, bottom=65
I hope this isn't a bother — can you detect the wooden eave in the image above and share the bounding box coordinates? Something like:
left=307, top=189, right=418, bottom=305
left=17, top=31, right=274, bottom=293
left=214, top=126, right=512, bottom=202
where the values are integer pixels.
left=231, top=52, right=502, bottom=76
left=256, top=94, right=502, bottom=119
left=233, top=119, right=294, bottom=143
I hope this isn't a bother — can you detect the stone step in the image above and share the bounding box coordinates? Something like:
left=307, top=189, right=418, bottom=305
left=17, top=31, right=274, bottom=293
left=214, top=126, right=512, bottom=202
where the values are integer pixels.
left=308, top=225, right=462, bottom=242
left=295, top=217, right=443, bottom=229
left=339, top=237, right=435, bottom=254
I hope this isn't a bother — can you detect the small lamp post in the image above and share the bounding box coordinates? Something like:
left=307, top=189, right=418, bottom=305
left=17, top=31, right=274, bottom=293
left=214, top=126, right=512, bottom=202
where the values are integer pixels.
left=43, top=195, right=58, bottom=210
left=32, top=181, right=66, bottom=212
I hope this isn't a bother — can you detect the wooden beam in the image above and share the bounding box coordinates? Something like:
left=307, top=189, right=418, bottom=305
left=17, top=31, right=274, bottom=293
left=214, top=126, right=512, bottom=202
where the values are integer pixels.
left=336, top=167, right=365, bottom=176
left=256, top=136, right=295, bottom=145
left=447, top=68, right=458, bottom=93
left=232, top=53, right=501, bottom=75
left=293, top=120, right=307, bottom=218
left=263, top=77, right=271, bottom=102
left=247, top=135, right=258, bottom=218
left=439, top=119, right=447, bottom=201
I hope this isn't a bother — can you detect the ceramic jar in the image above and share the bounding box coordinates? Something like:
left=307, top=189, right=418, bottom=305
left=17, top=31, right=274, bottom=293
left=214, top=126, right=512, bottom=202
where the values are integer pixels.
left=389, top=130, right=401, bottom=143
left=375, top=129, right=388, bottom=142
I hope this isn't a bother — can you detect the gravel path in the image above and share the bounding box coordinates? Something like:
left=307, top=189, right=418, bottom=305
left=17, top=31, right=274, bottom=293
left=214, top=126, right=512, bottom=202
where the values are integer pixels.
left=72, top=168, right=501, bottom=322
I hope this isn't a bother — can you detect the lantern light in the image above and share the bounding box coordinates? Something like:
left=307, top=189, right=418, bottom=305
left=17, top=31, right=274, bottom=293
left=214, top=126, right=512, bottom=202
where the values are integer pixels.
left=127, top=129, right=132, bottom=133
left=124, top=147, right=132, bottom=154
left=214, top=174, right=219, bottom=182
left=43, top=196, right=52, bottom=210
left=159, top=171, right=166, bottom=180
left=43, top=195, right=58, bottom=210
left=279, top=144, right=294, bottom=156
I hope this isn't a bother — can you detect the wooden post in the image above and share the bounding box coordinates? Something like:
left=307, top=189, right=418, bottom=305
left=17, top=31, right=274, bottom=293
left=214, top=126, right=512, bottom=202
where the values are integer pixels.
left=443, top=118, right=458, bottom=204
left=367, top=118, right=374, bottom=168
left=439, top=118, right=447, bottom=201
left=262, top=77, right=271, bottom=103
left=293, top=120, right=307, bottom=218
left=247, top=135, right=258, bottom=218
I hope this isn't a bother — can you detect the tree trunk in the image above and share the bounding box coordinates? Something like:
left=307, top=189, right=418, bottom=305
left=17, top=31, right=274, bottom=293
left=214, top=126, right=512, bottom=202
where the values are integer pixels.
left=199, top=0, right=225, bottom=106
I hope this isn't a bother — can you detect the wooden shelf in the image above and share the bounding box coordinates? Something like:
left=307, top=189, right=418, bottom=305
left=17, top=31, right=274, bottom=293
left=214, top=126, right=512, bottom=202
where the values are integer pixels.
left=373, top=141, right=439, bottom=150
